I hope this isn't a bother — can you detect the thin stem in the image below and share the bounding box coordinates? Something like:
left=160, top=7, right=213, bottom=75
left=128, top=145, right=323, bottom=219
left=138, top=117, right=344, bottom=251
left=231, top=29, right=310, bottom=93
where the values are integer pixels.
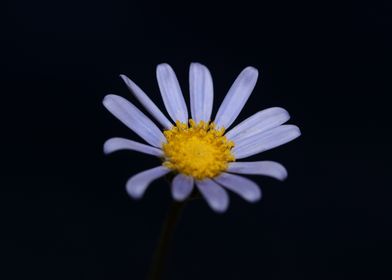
left=147, top=200, right=187, bottom=280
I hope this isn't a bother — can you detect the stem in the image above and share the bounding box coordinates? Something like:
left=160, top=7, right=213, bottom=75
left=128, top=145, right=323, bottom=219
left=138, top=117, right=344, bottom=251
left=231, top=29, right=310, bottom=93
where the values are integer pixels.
left=147, top=200, right=186, bottom=280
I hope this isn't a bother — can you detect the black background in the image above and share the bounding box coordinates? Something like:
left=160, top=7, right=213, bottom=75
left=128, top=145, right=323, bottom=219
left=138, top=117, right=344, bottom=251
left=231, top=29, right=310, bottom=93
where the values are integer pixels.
left=2, top=0, right=391, bottom=279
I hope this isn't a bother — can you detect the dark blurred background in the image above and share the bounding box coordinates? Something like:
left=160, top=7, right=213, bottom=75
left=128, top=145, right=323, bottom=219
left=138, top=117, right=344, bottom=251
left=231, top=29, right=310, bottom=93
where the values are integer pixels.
left=2, top=0, right=391, bottom=279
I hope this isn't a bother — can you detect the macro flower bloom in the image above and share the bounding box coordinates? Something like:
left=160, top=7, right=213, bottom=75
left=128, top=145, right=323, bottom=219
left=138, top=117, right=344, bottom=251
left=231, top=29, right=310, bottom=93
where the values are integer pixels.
left=103, top=63, right=301, bottom=212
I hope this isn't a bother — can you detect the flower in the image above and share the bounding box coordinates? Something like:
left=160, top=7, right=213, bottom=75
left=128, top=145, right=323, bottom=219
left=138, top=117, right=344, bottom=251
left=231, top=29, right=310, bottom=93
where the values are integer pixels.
left=103, top=63, right=301, bottom=212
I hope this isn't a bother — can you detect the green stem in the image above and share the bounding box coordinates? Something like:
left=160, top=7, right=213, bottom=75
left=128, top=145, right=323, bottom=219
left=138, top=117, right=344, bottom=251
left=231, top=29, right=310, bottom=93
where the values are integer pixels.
left=147, top=200, right=187, bottom=280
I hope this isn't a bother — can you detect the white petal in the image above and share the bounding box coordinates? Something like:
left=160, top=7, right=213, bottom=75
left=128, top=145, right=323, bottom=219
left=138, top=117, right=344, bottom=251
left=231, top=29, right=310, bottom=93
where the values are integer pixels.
left=214, top=67, right=259, bottom=129
left=189, top=63, right=214, bottom=123
left=103, top=137, right=163, bottom=157
left=171, top=174, right=194, bottom=201
left=225, top=107, right=290, bottom=143
left=126, top=166, right=170, bottom=199
left=103, top=94, right=165, bottom=148
left=233, top=125, right=301, bottom=159
left=227, top=161, right=288, bottom=181
left=214, top=173, right=261, bottom=202
left=156, top=63, right=188, bottom=123
left=196, top=179, right=229, bottom=213
left=120, top=74, right=173, bottom=129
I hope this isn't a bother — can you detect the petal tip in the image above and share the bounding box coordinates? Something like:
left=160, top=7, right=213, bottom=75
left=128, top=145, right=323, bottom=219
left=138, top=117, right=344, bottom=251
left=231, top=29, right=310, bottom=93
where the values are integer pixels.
left=103, top=141, right=111, bottom=155
left=172, top=194, right=186, bottom=202
left=119, top=74, right=129, bottom=83
left=285, top=125, right=302, bottom=139
left=102, top=138, right=120, bottom=155
left=102, top=95, right=112, bottom=107
left=293, top=125, right=302, bottom=137
left=210, top=195, right=230, bottom=213
left=212, top=204, right=229, bottom=213
left=244, top=66, right=259, bottom=77
left=190, top=62, right=206, bottom=68
left=273, top=162, right=289, bottom=181
left=249, top=192, right=262, bottom=203
left=280, top=173, right=288, bottom=181
left=102, top=94, right=118, bottom=105
left=157, top=63, right=171, bottom=71
left=125, top=181, right=144, bottom=200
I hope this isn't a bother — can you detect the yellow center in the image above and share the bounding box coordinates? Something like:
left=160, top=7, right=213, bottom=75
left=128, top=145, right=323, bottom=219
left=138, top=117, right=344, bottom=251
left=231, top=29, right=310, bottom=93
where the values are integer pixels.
left=162, top=119, right=235, bottom=180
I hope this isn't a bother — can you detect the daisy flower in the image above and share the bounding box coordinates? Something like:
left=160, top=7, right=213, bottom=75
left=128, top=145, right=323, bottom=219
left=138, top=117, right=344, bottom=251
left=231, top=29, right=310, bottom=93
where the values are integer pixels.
left=103, top=63, right=301, bottom=212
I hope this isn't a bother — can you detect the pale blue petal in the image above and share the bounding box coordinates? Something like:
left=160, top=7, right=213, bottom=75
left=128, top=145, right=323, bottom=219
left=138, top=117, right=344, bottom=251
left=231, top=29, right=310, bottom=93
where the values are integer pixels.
left=103, top=94, right=166, bottom=147
left=232, top=125, right=301, bottom=159
left=196, top=179, right=229, bottom=213
left=214, top=173, right=261, bottom=202
left=227, top=161, right=288, bottom=181
left=189, top=63, right=214, bottom=123
left=120, top=74, right=173, bottom=129
left=171, top=174, right=194, bottom=201
left=126, top=166, right=170, bottom=199
left=103, top=137, right=163, bottom=157
left=214, top=67, right=259, bottom=129
left=225, top=107, right=290, bottom=142
left=156, top=63, right=188, bottom=123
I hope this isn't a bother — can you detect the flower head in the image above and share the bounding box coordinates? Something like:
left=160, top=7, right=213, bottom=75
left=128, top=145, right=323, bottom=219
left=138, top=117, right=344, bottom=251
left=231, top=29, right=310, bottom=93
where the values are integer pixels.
left=103, top=63, right=301, bottom=212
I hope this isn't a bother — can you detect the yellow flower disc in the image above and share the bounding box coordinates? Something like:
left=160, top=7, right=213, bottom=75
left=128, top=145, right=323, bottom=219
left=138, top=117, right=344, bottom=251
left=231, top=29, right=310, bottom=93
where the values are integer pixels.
left=162, top=119, right=235, bottom=180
